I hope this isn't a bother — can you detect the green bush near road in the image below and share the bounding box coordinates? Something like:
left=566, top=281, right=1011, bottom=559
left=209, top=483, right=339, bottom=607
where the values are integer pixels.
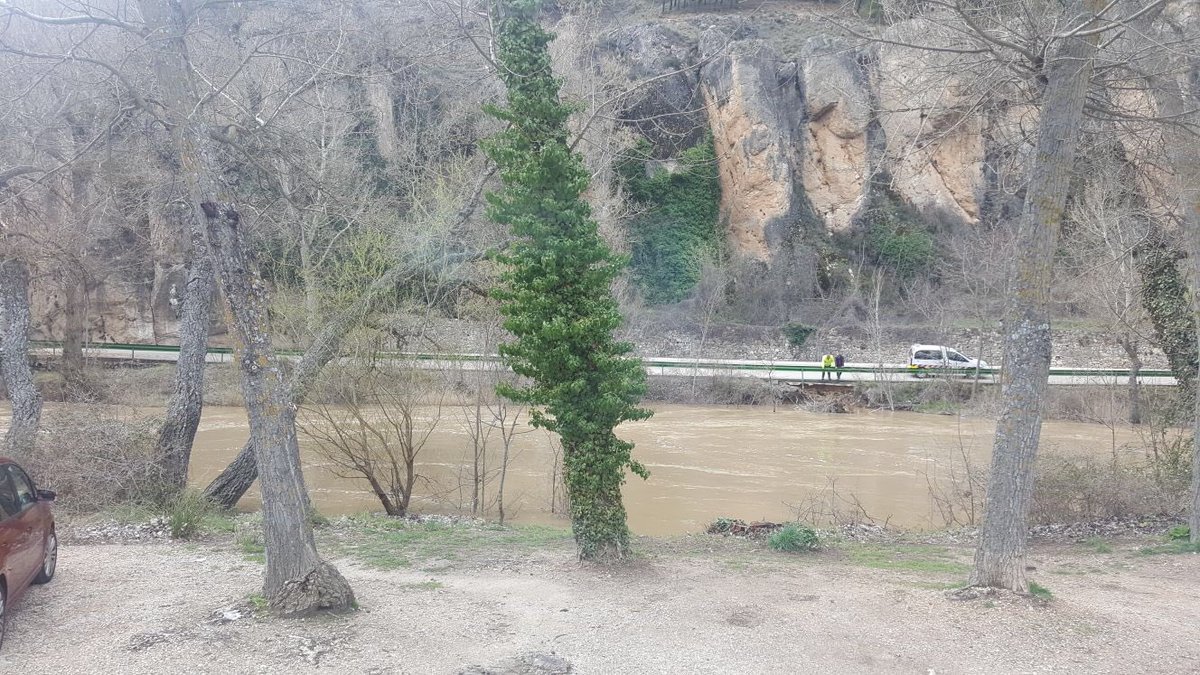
left=769, top=524, right=820, bottom=553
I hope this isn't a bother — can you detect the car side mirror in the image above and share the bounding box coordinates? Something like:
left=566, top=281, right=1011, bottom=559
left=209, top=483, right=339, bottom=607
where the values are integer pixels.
left=37, top=489, right=56, bottom=502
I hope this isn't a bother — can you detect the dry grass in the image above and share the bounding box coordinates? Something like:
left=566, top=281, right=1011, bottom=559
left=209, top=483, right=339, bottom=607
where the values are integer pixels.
left=1031, top=449, right=1191, bottom=525
left=21, top=406, right=170, bottom=512
left=923, top=431, right=1192, bottom=528
left=645, top=374, right=783, bottom=405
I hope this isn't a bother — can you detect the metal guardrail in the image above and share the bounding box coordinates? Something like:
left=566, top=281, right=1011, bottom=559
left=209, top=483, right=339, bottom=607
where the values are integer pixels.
left=27, top=340, right=1177, bottom=381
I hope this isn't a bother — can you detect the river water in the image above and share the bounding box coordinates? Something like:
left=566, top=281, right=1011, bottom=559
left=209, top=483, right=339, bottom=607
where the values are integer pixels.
left=183, top=404, right=1133, bottom=535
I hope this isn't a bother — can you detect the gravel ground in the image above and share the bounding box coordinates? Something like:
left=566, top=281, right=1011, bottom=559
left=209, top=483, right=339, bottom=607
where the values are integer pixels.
left=1, top=535, right=1199, bottom=674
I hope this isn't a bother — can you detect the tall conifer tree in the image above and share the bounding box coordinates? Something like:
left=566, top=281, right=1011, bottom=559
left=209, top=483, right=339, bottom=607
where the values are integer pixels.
left=484, top=0, right=651, bottom=559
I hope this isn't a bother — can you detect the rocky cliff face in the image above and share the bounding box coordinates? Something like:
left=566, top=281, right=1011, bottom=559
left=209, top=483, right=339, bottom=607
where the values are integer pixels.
left=618, top=18, right=1005, bottom=229
left=699, top=33, right=804, bottom=260
left=30, top=6, right=1033, bottom=344
left=603, top=12, right=1013, bottom=320
left=799, top=36, right=872, bottom=232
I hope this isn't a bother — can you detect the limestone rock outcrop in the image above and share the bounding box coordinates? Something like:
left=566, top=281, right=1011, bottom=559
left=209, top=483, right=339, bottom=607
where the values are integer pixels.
left=799, top=36, right=871, bottom=232
left=699, top=31, right=807, bottom=261
left=605, top=19, right=1003, bottom=266
left=875, top=20, right=986, bottom=224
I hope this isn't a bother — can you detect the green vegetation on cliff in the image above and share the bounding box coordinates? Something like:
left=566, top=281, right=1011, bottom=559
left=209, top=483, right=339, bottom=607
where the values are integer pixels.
left=860, top=185, right=937, bottom=280
left=618, top=137, right=721, bottom=304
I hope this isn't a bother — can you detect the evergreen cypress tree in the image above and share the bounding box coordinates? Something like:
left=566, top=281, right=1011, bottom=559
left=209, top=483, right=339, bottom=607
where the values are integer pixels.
left=483, top=0, right=651, bottom=559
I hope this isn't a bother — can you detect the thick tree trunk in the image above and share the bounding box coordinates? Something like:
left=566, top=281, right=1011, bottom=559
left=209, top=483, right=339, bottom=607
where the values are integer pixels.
left=201, top=201, right=354, bottom=613
left=1135, top=232, right=1196, bottom=404
left=1173, top=49, right=1200, bottom=549
left=137, top=0, right=353, bottom=614
left=156, top=220, right=214, bottom=490
left=971, top=5, right=1101, bottom=592
left=0, top=259, right=43, bottom=457
left=202, top=440, right=258, bottom=507
left=60, top=276, right=88, bottom=398
left=1191, top=243, right=1200, bottom=545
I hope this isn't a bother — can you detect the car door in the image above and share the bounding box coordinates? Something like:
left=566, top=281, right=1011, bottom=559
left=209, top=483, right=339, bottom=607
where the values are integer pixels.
left=2, top=465, right=42, bottom=588
left=0, top=469, right=30, bottom=592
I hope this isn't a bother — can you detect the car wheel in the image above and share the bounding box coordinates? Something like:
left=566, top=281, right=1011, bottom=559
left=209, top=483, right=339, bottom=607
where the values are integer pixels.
left=0, top=582, right=7, bottom=651
left=33, top=530, right=57, bottom=584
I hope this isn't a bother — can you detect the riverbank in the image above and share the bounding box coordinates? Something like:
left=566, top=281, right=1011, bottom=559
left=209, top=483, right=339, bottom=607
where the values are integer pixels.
left=10, top=396, right=1187, bottom=536
left=4, top=515, right=1199, bottom=673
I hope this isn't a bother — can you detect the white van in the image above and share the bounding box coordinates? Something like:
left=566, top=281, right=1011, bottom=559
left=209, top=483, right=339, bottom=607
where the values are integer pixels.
left=908, top=344, right=989, bottom=376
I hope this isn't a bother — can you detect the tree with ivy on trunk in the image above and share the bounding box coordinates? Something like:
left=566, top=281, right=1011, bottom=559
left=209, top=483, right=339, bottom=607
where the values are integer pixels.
left=484, top=0, right=652, bottom=560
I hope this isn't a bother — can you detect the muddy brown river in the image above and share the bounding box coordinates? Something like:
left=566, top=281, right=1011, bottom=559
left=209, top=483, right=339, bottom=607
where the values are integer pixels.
left=180, top=405, right=1133, bottom=535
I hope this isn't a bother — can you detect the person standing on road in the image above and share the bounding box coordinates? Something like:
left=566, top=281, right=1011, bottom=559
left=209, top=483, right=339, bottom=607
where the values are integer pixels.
left=821, top=353, right=835, bottom=381
left=835, top=353, right=845, bottom=381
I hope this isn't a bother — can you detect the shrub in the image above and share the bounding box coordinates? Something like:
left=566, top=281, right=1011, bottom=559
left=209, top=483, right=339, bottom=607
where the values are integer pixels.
left=309, top=508, right=331, bottom=528
left=235, top=515, right=266, bottom=560
left=644, top=375, right=780, bottom=406
left=21, top=407, right=168, bottom=512
left=1030, top=453, right=1190, bottom=525
left=1027, top=581, right=1053, bottom=601
left=871, top=226, right=935, bottom=279
left=708, top=376, right=778, bottom=405
left=707, top=517, right=741, bottom=535
left=781, top=323, right=816, bottom=350
left=167, top=488, right=212, bottom=539
left=1169, top=525, right=1191, bottom=541
left=768, top=524, right=820, bottom=553
left=848, top=182, right=937, bottom=280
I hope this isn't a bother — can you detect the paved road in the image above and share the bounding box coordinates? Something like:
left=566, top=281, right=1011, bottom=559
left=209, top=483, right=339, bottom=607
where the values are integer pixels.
left=29, top=342, right=1177, bottom=387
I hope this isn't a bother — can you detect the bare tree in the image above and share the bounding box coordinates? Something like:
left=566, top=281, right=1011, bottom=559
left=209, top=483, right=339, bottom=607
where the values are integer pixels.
left=201, top=186, right=493, bottom=509
left=1138, top=4, right=1200, bottom=545
left=1066, top=148, right=1151, bottom=426
left=130, top=0, right=355, bottom=613
left=969, top=0, right=1106, bottom=591
left=301, top=361, right=445, bottom=517
left=454, top=318, right=528, bottom=520
left=155, top=196, right=214, bottom=489
left=939, top=224, right=1015, bottom=398
left=856, top=0, right=1131, bottom=591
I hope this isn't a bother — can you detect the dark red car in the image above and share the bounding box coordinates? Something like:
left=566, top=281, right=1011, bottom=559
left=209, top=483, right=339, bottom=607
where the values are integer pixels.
left=0, top=458, right=57, bottom=648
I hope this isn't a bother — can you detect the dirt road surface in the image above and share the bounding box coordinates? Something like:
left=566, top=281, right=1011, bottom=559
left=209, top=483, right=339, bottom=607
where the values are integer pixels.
left=2, top=538, right=1198, bottom=674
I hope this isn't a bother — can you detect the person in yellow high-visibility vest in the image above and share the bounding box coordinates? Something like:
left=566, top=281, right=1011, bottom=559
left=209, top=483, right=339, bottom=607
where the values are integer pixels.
left=821, top=353, right=835, bottom=381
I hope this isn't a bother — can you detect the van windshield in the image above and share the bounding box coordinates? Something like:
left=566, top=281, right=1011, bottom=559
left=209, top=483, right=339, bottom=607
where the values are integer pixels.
left=947, top=351, right=969, bottom=362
